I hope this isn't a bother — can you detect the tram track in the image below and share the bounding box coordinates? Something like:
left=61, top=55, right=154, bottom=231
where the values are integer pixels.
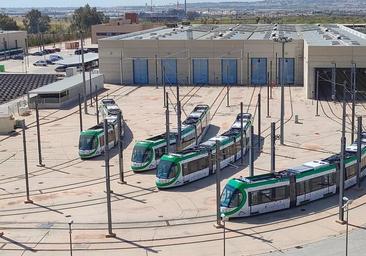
left=1, top=195, right=365, bottom=252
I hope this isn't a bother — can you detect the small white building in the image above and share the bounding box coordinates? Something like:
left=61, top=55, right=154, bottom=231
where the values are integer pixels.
left=28, top=73, right=104, bottom=109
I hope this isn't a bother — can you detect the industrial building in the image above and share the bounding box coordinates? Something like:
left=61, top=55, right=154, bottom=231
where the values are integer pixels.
left=0, top=30, right=27, bottom=59
left=28, top=73, right=104, bottom=109
left=91, top=13, right=161, bottom=44
left=99, top=24, right=366, bottom=99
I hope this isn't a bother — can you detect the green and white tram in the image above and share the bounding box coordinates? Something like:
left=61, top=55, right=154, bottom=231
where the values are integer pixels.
left=79, top=98, right=124, bottom=159
left=220, top=134, right=366, bottom=219
left=79, top=116, right=120, bottom=159
left=131, top=105, right=210, bottom=172
left=156, top=113, right=252, bottom=188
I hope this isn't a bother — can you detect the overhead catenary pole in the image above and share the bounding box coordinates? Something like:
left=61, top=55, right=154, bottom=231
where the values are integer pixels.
left=163, top=66, right=166, bottom=107
left=339, top=84, right=347, bottom=223
left=226, top=65, right=230, bottom=107
left=155, top=54, right=158, bottom=88
left=95, top=85, right=99, bottom=125
left=165, top=92, right=170, bottom=154
left=117, top=111, right=125, bottom=184
left=271, top=122, right=275, bottom=172
left=240, top=102, right=244, bottom=165
left=351, top=64, right=356, bottom=142
left=257, top=93, right=261, bottom=149
left=215, top=140, right=222, bottom=227
left=316, top=70, right=320, bottom=116
left=267, top=72, right=270, bottom=118
left=78, top=94, right=83, bottom=132
left=22, top=120, right=33, bottom=204
left=357, top=116, right=362, bottom=188
left=177, top=86, right=182, bottom=151
left=249, top=124, right=254, bottom=176
left=35, top=102, right=44, bottom=167
left=280, top=41, right=285, bottom=145
left=68, top=220, right=73, bottom=256
left=103, top=119, right=116, bottom=238
left=80, top=30, right=88, bottom=114
left=89, top=71, right=93, bottom=107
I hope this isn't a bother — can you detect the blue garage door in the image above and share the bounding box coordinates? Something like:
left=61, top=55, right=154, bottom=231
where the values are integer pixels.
left=251, top=58, right=267, bottom=85
left=133, top=58, right=148, bottom=84
left=279, top=58, right=295, bottom=85
left=222, top=59, right=237, bottom=85
left=161, top=58, right=177, bottom=85
left=193, top=59, right=208, bottom=85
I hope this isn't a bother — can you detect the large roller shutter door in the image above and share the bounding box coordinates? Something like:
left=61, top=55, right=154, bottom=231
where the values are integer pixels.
left=193, top=59, right=209, bottom=85
left=279, top=58, right=295, bottom=85
left=222, top=59, right=237, bottom=85
left=133, top=58, right=148, bottom=84
left=161, top=59, right=177, bottom=85
left=251, top=58, right=267, bottom=85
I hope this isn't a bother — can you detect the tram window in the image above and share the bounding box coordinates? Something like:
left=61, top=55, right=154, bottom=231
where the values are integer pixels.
left=309, top=175, right=330, bottom=192
left=100, top=136, right=104, bottom=147
left=229, top=190, right=243, bottom=208
left=346, top=165, right=357, bottom=179
left=235, top=140, right=241, bottom=152
left=273, top=186, right=289, bottom=201
left=329, top=172, right=336, bottom=186
left=296, top=181, right=305, bottom=196
left=199, top=157, right=208, bottom=170
left=361, top=156, right=366, bottom=169
left=155, top=146, right=166, bottom=159
left=108, top=130, right=115, bottom=143
left=249, top=189, right=272, bottom=206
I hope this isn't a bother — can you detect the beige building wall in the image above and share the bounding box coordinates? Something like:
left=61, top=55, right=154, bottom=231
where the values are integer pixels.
left=99, top=38, right=304, bottom=87
left=0, top=31, right=27, bottom=51
left=305, top=44, right=366, bottom=99
left=91, top=24, right=161, bottom=44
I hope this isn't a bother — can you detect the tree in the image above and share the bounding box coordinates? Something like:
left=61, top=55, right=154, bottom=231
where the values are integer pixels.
left=71, top=4, right=109, bottom=32
left=0, top=14, right=19, bottom=30
left=23, top=9, right=50, bottom=33
left=187, top=11, right=200, bottom=21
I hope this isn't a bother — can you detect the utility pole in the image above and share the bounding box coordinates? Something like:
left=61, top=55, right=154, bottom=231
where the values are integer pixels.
left=316, top=70, right=320, bottom=116
left=357, top=116, right=362, bottom=188
left=80, top=30, right=88, bottom=114
left=35, top=102, right=44, bottom=167
left=177, top=85, right=182, bottom=151
left=339, top=84, right=347, bottom=223
left=240, top=102, right=244, bottom=165
left=249, top=124, right=254, bottom=176
left=215, top=140, right=222, bottom=227
left=95, top=85, right=99, bottom=124
left=273, top=36, right=292, bottom=145
left=257, top=93, right=261, bottom=149
left=89, top=71, right=93, bottom=107
left=78, top=94, right=83, bottom=131
left=351, top=64, right=356, bottom=142
left=271, top=122, right=275, bottom=172
left=117, top=112, right=125, bottom=184
left=163, top=66, right=166, bottom=107
left=22, top=120, right=33, bottom=204
left=165, top=92, right=171, bottom=154
left=103, top=119, right=116, bottom=238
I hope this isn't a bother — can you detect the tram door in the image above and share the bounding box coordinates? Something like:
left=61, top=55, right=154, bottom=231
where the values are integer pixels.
left=289, top=175, right=297, bottom=208
left=208, top=150, right=214, bottom=175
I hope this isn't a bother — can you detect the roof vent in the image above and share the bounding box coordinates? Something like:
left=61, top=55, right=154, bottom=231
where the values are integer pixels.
left=219, top=32, right=224, bottom=37
left=336, top=35, right=342, bottom=40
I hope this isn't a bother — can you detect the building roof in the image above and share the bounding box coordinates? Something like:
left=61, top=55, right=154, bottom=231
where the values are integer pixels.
left=28, top=73, right=103, bottom=94
left=55, top=53, right=99, bottom=66
left=102, top=24, right=366, bottom=46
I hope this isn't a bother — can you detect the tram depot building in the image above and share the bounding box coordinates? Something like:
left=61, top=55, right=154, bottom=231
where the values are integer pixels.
left=99, top=24, right=366, bottom=99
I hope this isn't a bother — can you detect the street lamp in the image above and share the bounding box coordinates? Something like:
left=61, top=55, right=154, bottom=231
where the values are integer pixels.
left=221, top=213, right=229, bottom=256
left=342, top=196, right=353, bottom=256
left=68, top=220, right=74, bottom=256
left=273, top=36, right=292, bottom=145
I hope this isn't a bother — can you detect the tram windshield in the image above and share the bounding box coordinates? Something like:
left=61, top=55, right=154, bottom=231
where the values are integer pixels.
left=157, top=160, right=178, bottom=179
left=221, top=185, right=242, bottom=208
left=132, top=145, right=152, bottom=163
left=79, top=134, right=97, bottom=150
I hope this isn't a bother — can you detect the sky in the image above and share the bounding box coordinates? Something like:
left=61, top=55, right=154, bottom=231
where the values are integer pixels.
left=0, top=0, right=257, bottom=8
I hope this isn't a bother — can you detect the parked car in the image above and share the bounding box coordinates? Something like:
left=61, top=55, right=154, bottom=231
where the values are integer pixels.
left=54, top=48, right=61, bottom=52
left=49, top=55, right=63, bottom=62
left=55, top=65, right=67, bottom=72
left=11, top=54, right=24, bottom=60
left=31, top=51, right=44, bottom=56
left=33, top=60, right=48, bottom=66
left=46, top=59, right=55, bottom=65
left=74, top=48, right=89, bottom=55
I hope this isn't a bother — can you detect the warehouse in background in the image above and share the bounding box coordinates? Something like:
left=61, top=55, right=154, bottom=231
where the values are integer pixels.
left=98, top=24, right=366, bottom=99
left=0, top=30, right=27, bottom=60
left=91, top=12, right=162, bottom=44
